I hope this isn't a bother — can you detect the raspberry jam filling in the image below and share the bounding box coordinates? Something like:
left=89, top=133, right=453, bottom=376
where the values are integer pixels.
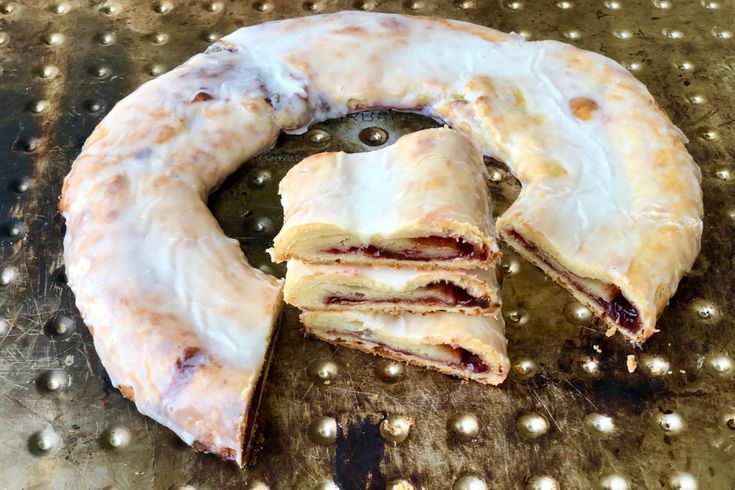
left=323, top=235, right=487, bottom=261
left=325, top=282, right=490, bottom=308
left=507, top=230, right=642, bottom=334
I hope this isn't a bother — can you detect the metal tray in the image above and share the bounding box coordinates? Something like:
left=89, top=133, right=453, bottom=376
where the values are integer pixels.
left=0, top=1, right=733, bottom=489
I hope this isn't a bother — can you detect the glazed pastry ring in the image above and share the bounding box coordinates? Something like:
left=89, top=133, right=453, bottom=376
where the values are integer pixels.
left=60, top=11, right=703, bottom=463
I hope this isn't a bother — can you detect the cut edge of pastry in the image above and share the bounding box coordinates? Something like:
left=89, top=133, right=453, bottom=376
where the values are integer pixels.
left=300, top=311, right=510, bottom=386
left=499, top=224, right=653, bottom=343
left=283, top=260, right=501, bottom=315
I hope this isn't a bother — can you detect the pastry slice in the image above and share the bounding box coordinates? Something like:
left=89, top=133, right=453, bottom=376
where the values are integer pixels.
left=300, top=311, right=509, bottom=385
left=269, top=128, right=499, bottom=270
left=284, top=260, right=500, bottom=315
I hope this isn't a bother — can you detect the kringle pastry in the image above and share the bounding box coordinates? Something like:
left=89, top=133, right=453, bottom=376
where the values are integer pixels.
left=284, top=260, right=500, bottom=315
left=301, top=311, right=510, bottom=385
left=61, top=11, right=702, bottom=465
left=269, top=128, right=498, bottom=270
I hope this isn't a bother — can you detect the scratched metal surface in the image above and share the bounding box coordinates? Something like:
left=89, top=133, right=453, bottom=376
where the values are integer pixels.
left=0, top=1, right=733, bottom=489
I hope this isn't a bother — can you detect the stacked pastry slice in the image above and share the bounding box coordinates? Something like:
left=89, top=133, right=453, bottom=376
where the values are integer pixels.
left=270, top=128, right=510, bottom=385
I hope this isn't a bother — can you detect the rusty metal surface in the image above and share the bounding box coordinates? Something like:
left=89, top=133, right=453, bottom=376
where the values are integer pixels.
left=0, top=1, right=733, bottom=489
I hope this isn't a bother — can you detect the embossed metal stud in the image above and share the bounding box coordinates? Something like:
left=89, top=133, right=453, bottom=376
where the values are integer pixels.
left=153, top=1, right=173, bottom=13
left=47, top=314, right=76, bottom=338
left=303, top=1, right=323, bottom=11
left=36, top=370, right=68, bottom=393
left=51, top=3, right=69, bottom=14
left=624, top=61, right=642, bottom=72
left=725, top=414, right=735, bottom=430
left=355, top=0, right=376, bottom=10
left=488, top=168, right=503, bottom=182
left=205, top=1, right=223, bottom=12
left=503, top=0, right=524, bottom=10
left=557, top=1, right=573, bottom=9
left=687, top=94, right=706, bottom=104
left=517, top=412, right=549, bottom=439
left=455, top=0, right=476, bottom=8
left=84, top=99, right=106, bottom=114
left=501, top=255, right=520, bottom=275
left=698, top=128, right=719, bottom=140
left=146, top=64, right=165, bottom=77
left=565, top=302, right=593, bottom=325
left=453, top=475, right=488, bottom=490
left=405, top=0, right=425, bottom=10
left=0, top=32, right=8, bottom=45
left=380, top=415, right=412, bottom=444
left=101, top=425, right=132, bottom=449
left=96, top=32, right=116, bottom=46
left=712, top=28, right=733, bottom=39
left=308, top=359, right=339, bottom=384
left=43, top=32, right=65, bottom=46
left=250, top=169, right=272, bottom=187
left=506, top=308, right=529, bottom=325
left=1, top=266, right=18, bottom=285
left=0, top=2, right=16, bottom=14
left=90, top=65, right=111, bottom=78
left=641, top=354, right=670, bottom=376
left=386, top=480, right=414, bottom=490
left=308, top=416, right=338, bottom=445
left=29, top=428, right=61, bottom=455
left=0, top=318, right=10, bottom=335
left=38, top=64, right=59, bottom=79
left=518, top=30, right=532, bottom=40
left=99, top=3, right=119, bottom=15
left=253, top=217, right=273, bottom=233
left=245, top=481, right=270, bottom=490
left=512, top=358, right=538, bottom=379
left=701, top=0, right=720, bottom=8
left=202, top=32, right=221, bottom=43
left=657, top=411, right=684, bottom=434
left=359, top=127, right=388, bottom=146
left=13, top=176, right=30, bottom=193
left=604, top=1, right=621, bottom=9
left=5, top=219, right=28, bottom=238
left=527, top=476, right=560, bottom=490
left=307, top=128, right=331, bottom=146
left=563, top=30, right=581, bottom=40
left=652, top=0, right=671, bottom=8
left=27, top=99, right=48, bottom=114
left=312, top=480, right=339, bottom=490
left=171, top=485, right=196, bottom=490
left=668, top=472, right=697, bottom=490
left=599, top=474, right=629, bottom=490
left=708, top=355, right=733, bottom=374
left=691, top=299, right=718, bottom=320
left=448, top=412, right=480, bottom=441
left=149, top=33, right=169, bottom=45
left=613, top=29, right=633, bottom=39
left=662, top=28, right=683, bottom=39
left=714, top=168, right=731, bottom=181
left=375, top=359, right=406, bottom=382
left=585, top=413, right=615, bottom=435
left=253, top=1, right=272, bottom=12
left=675, top=61, right=695, bottom=71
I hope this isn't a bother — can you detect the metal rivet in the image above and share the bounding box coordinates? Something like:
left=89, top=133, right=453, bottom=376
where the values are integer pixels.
left=307, top=128, right=331, bottom=146
left=312, top=481, right=339, bottom=490
left=527, top=476, right=560, bottom=490
left=355, top=0, right=376, bottom=9
left=488, top=168, right=503, bottom=182
left=359, top=127, right=388, bottom=146
left=43, top=32, right=65, bottom=46
left=455, top=0, right=475, bottom=8
left=657, top=411, right=684, bottom=434
left=253, top=217, right=273, bottom=233
left=453, top=475, right=488, bottom=490
left=5, top=219, right=28, bottom=238
left=624, top=61, right=642, bottom=72
left=557, top=1, right=573, bottom=9
left=29, top=429, right=61, bottom=455
left=145, top=64, right=165, bottom=76
left=386, top=480, right=415, bottom=490
left=640, top=354, right=670, bottom=376
left=605, top=1, right=621, bottom=9
left=448, top=412, right=480, bottom=441
left=38, top=64, right=59, bottom=79
left=725, top=414, right=735, bottom=430
left=96, top=32, right=116, bottom=46
left=1, top=266, right=18, bottom=285
left=518, top=30, right=532, bottom=40
left=47, top=314, right=76, bottom=338
left=253, top=1, right=272, bottom=12
left=503, top=0, right=524, bottom=10
left=250, top=169, right=272, bottom=187
left=27, top=99, right=48, bottom=114
left=303, top=1, right=323, bottom=11
left=506, top=308, right=529, bottom=325
left=676, top=60, right=695, bottom=71
left=14, top=136, right=41, bottom=153
left=599, top=474, right=630, bottom=490
left=0, top=2, right=16, bottom=14
left=653, top=0, right=671, bottom=8
left=565, top=302, right=593, bottom=325
left=89, top=65, right=111, bottom=78
left=687, top=94, right=706, bottom=104
left=563, top=30, right=581, bottom=40
left=205, top=1, right=223, bottom=12
left=585, top=413, right=615, bottom=435
left=307, top=359, right=339, bottom=384
left=202, top=32, right=220, bottom=43
left=512, top=358, right=538, bottom=379
left=669, top=473, right=697, bottom=490
left=712, top=28, right=733, bottom=39
left=708, top=355, right=733, bottom=374
left=380, top=415, right=412, bottom=444
left=51, top=2, right=69, bottom=14
left=13, top=176, right=31, bottom=193
left=714, top=168, right=731, bottom=181
left=613, top=29, right=633, bottom=39
left=153, top=1, right=172, bottom=13
left=83, top=99, right=106, bottom=114
left=375, top=359, right=406, bottom=382
left=101, top=425, right=132, bottom=449
left=149, top=32, right=169, bottom=44
left=691, top=299, right=719, bottom=320
left=36, top=371, right=68, bottom=393
left=702, top=0, right=720, bottom=8
left=308, top=416, right=338, bottom=445
left=698, top=128, right=719, bottom=140
left=99, top=3, right=118, bottom=15
left=662, top=28, right=683, bottom=39
left=517, top=412, right=549, bottom=439
left=501, top=255, right=520, bottom=275
left=0, top=318, right=9, bottom=335
left=405, top=0, right=425, bottom=10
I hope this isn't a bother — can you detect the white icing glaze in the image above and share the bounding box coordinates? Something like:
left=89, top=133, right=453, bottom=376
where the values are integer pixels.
left=61, top=11, right=702, bottom=464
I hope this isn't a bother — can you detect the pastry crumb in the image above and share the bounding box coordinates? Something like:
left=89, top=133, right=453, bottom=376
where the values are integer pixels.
left=605, top=325, right=616, bottom=337
left=593, top=344, right=602, bottom=353
left=626, top=355, right=637, bottom=373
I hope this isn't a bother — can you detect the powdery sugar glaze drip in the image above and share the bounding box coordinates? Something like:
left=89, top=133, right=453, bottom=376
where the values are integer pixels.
left=59, top=12, right=701, bottom=464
